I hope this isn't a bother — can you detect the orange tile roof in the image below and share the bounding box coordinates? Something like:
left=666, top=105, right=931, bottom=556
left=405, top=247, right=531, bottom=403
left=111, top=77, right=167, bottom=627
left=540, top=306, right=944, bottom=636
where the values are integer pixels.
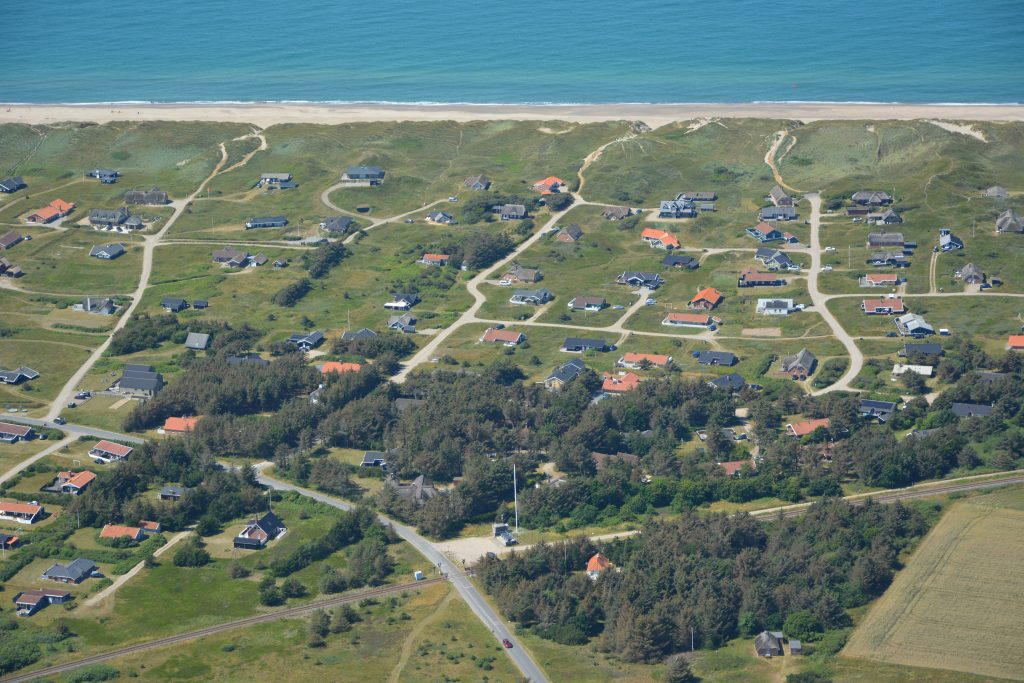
left=718, top=460, right=749, bottom=476
left=60, top=471, right=97, bottom=489
left=641, top=228, right=681, bottom=248
left=138, top=520, right=161, bottom=531
left=163, top=416, right=200, bottom=433
left=862, top=298, right=905, bottom=313
left=864, top=273, right=898, bottom=283
left=0, top=501, right=43, bottom=515
left=29, top=206, right=60, bottom=221
left=100, top=524, right=143, bottom=539
left=622, top=352, right=671, bottom=366
left=50, top=199, right=74, bottom=213
left=321, top=361, right=362, bottom=374
left=91, top=440, right=133, bottom=458
left=602, top=371, right=641, bottom=393
left=664, top=312, right=711, bottom=324
left=587, top=552, right=611, bottom=573
left=788, top=418, right=831, bottom=437
left=533, top=176, right=565, bottom=193
left=1009, top=335, right=1024, bottom=349
left=751, top=221, right=776, bottom=234
left=422, top=253, right=449, bottom=262
left=690, top=287, right=723, bottom=306
left=481, top=328, right=524, bottom=344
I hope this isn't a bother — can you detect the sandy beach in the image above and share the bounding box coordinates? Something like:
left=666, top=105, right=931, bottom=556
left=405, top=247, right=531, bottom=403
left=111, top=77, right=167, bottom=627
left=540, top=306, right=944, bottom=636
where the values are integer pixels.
left=1, top=102, right=1023, bottom=129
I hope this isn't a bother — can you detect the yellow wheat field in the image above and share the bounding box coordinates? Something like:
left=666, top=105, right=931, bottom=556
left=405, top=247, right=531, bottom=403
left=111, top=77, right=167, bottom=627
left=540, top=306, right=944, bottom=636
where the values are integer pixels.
left=843, top=492, right=1024, bottom=681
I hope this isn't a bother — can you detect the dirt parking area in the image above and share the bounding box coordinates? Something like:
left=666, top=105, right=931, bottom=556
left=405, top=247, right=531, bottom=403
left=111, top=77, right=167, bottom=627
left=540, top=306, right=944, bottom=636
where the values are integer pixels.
left=741, top=327, right=782, bottom=337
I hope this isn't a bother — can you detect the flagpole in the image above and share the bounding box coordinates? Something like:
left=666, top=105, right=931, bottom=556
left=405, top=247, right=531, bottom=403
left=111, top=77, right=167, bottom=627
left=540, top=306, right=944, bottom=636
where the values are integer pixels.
left=513, top=464, right=519, bottom=533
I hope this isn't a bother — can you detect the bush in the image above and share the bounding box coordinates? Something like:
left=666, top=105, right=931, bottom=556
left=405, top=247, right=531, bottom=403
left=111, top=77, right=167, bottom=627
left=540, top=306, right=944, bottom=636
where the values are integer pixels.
left=0, top=630, right=40, bottom=675
left=172, top=536, right=211, bottom=567
left=228, top=562, right=250, bottom=579
left=783, top=610, right=824, bottom=642
left=272, top=278, right=312, bottom=307
left=66, top=665, right=121, bottom=682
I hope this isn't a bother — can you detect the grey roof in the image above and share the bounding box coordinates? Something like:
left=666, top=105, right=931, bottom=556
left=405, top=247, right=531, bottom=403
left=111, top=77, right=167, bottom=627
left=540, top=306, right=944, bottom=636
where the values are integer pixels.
left=389, top=313, right=417, bottom=328
left=227, top=353, right=269, bottom=367
left=904, top=343, right=943, bottom=356
left=289, top=330, right=324, bottom=348
left=547, top=358, right=587, bottom=384
left=868, top=232, right=905, bottom=246
left=562, top=337, right=608, bottom=351
left=341, top=327, right=378, bottom=342
left=82, top=297, right=116, bottom=314
left=89, top=207, right=129, bottom=224
left=246, top=215, right=288, bottom=227
left=781, top=348, right=817, bottom=373
left=427, top=210, right=456, bottom=223
left=89, top=243, right=125, bottom=259
left=162, top=297, right=188, bottom=310
left=0, top=176, right=26, bottom=192
left=663, top=253, right=697, bottom=267
left=386, top=474, right=436, bottom=504
left=44, top=558, right=97, bottom=583
left=124, top=188, right=169, bottom=205
left=361, top=451, right=387, bottom=466
left=395, top=397, right=425, bottom=412
left=601, top=206, right=631, bottom=220
left=320, top=215, right=355, bottom=232
left=117, top=368, right=162, bottom=392
left=960, top=263, right=984, bottom=280
left=213, top=248, right=249, bottom=263
left=618, top=271, right=663, bottom=287
left=759, top=206, right=798, bottom=220
left=560, top=223, right=585, bottom=239
left=0, top=367, right=39, bottom=384
left=697, top=351, right=737, bottom=366
left=498, top=203, right=528, bottom=217
left=769, top=185, right=791, bottom=203
left=677, top=191, right=717, bottom=201
left=852, top=190, right=893, bottom=204
left=996, top=209, right=1024, bottom=233
left=976, top=371, right=1007, bottom=383
left=464, top=174, right=491, bottom=188
left=261, top=172, right=292, bottom=181
left=184, top=332, right=210, bottom=350
left=709, top=373, right=746, bottom=391
left=951, top=402, right=993, bottom=418
left=755, top=631, right=783, bottom=656
left=160, top=486, right=184, bottom=497
left=896, top=313, right=933, bottom=334
left=345, top=166, right=385, bottom=177
left=510, top=288, right=552, bottom=302
left=985, top=186, right=1009, bottom=198
left=569, top=296, right=606, bottom=309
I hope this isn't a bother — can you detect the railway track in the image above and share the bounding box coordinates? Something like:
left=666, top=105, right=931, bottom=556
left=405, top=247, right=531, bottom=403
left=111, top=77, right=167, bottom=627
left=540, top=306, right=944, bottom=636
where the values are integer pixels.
left=1, top=577, right=447, bottom=683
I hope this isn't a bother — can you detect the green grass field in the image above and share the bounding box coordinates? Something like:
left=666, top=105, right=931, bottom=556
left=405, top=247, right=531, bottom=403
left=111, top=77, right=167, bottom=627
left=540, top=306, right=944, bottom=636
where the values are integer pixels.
left=842, top=486, right=1024, bottom=681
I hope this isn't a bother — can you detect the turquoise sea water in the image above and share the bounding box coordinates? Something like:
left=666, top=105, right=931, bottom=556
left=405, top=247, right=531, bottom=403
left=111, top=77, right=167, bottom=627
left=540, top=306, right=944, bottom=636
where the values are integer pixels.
left=3, top=0, right=1022, bottom=104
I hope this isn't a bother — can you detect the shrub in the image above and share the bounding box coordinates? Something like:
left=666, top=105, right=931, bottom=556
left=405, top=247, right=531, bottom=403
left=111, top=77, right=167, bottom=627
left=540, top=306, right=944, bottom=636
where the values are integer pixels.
left=172, top=536, right=211, bottom=567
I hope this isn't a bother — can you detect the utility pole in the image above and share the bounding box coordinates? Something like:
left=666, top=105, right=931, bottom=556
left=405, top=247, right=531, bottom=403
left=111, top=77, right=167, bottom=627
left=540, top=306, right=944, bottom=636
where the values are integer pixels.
left=691, top=627, right=695, bottom=652
left=848, top=244, right=851, bottom=269
left=512, top=463, right=519, bottom=533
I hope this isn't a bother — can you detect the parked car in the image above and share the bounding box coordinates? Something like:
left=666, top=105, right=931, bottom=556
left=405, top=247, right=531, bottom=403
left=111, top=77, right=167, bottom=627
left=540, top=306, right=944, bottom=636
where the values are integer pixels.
left=66, top=401, right=77, bottom=408
left=53, top=417, right=66, bottom=425
left=645, top=298, right=656, bottom=305
left=886, top=331, right=898, bottom=337
left=502, top=639, right=513, bottom=649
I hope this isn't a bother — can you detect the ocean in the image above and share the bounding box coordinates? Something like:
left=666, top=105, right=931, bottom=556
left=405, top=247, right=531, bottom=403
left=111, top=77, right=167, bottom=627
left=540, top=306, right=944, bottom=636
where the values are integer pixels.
left=3, top=0, right=1022, bottom=105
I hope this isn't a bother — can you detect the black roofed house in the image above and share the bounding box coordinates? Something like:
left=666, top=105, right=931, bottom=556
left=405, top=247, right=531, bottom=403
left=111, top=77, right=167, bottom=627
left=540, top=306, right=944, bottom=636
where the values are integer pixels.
left=212, top=248, right=249, bottom=267
left=113, top=364, right=163, bottom=398
left=342, top=166, right=385, bottom=185
left=384, top=293, right=421, bottom=310
left=867, top=251, right=910, bottom=268
left=0, top=176, right=26, bottom=193
left=245, top=215, right=288, bottom=229
left=0, top=231, right=23, bottom=250
left=258, top=172, right=292, bottom=187
left=227, top=352, right=269, bottom=367
left=340, top=327, right=377, bottom=342
left=87, top=168, right=120, bottom=182
left=754, top=630, right=784, bottom=657
left=780, top=348, right=817, bottom=379
left=124, top=215, right=145, bottom=230
left=89, top=207, right=130, bottom=228
left=89, top=243, right=125, bottom=260
left=233, top=511, right=287, bottom=550
left=755, top=248, right=797, bottom=271
left=708, top=373, right=746, bottom=391
left=277, top=179, right=298, bottom=190
left=426, top=210, right=457, bottom=225
left=663, top=253, right=698, bottom=269
left=0, top=367, right=39, bottom=385
left=602, top=206, right=633, bottom=220
left=320, top=215, right=356, bottom=234
left=159, top=486, right=184, bottom=501
left=658, top=199, right=697, bottom=218
left=509, top=288, right=553, bottom=305
left=161, top=297, right=189, bottom=313
left=78, top=296, right=117, bottom=315
left=562, top=337, right=610, bottom=353
left=617, top=271, right=663, bottom=289
left=951, top=402, right=993, bottom=418
left=868, top=232, right=905, bottom=248
left=678, top=191, right=717, bottom=202
left=938, top=228, right=964, bottom=251
left=361, top=451, right=387, bottom=468
left=545, top=358, right=587, bottom=390
left=768, top=185, right=793, bottom=207
left=464, top=174, right=491, bottom=190
left=288, top=330, right=325, bottom=351
left=124, top=188, right=170, bottom=205
left=759, top=206, right=798, bottom=221
left=388, top=313, right=417, bottom=333
left=902, top=342, right=943, bottom=357
left=42, top=558, right=98, bottom=584
left=861, top=399, right=898, bottom=422
left=895, top=312, right=934, bottom=336
left=14, top=588, right=72, bottom=616
left=193, top=299, right=208, bottom=309
left=184, top=332, right=210, bottom=350
left=868, top=209, right=903, bottom=225
left=496, top=204, right=528, bottom=221
left=996, top=209, right=1023, bottom=234
left=852, top=190, right=893, bottom=206
left=0, top=258, right=22, bottom=279
left=959, top=263, right=985, bottom=284
left=385, top=474, right=437, bottom=505
left=697, top=350, right=737, bottom=366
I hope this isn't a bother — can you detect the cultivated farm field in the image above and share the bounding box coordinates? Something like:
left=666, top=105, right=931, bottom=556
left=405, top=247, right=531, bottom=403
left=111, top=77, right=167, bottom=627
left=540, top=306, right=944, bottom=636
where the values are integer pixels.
left=842, top=487, right=1024, bottom=681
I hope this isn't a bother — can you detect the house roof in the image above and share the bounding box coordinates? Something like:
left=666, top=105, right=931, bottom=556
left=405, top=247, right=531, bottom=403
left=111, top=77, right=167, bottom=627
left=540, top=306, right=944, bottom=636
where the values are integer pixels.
left=570, top=296, right=606, bottom=308
left=1009, top=335, right=1024, bottom=348
left=560, top=223, right=585, bottom=239
left=60, top=471, right=97, bottom=489
left=464, top=174, right=490, bottom=187
left=422, top=253, right=449, bottom=262
left=904, top=343, right=943, bottom=355
left=663, top=253, right=697, bottom=267
left=751, top=221, right=779, bottom=235
left=622, top=352, right=671, bottom=366
left=641, top=228, right=680, bottom=248
left=586, top=552, right=611, bottom=573
left=960, top=263, right=984, bottom=279
left=782, top=348, right=817, bottom=373
left=0, top=231, right=23, bottom=249
left=139, top=520, right=161, bottom=532
left=602, top=371, right=641, bottom=393
left=482, top=328, right=524, bottom=344
left=547, top=359, right=586, bottom=384
left=788, top=418, right=831, bottom=436
left=100, top=524, right=143, bottom=540
left=951, top=402, right=993, bottom=418
left=563, top=337, right=608, bottom=350
left=690, top=287, right=723, bottom=306
left=697, top=350, right=737, bottom=365
left=0, top=422, right=32, bottom=437
left=43, top=558, right=96, bottom=582
left=163, top=416, right=200, bottom=433
left=864, top=273, right=898, bottom=283
left=863, top=298, right=905, bottom=313
left=0, top=500, right=42, bottom=515
left=740, top=269, right=782, bottom=283
left=709, top=373, right=746, bottom=391
left=664, top=312, right=711, bottom=324
left=321, top=361, right=362, bottom=374
left=50, top=199, right=75, bottom=213
left=718, top=460, right=749, bottom=476
left=184, top=332, right=210, bottom=350
left=92, top=440, right=133, bottom=457
left=533, top=176, right=565, bottom=192
left=996, top=209, right=1023, bottom=231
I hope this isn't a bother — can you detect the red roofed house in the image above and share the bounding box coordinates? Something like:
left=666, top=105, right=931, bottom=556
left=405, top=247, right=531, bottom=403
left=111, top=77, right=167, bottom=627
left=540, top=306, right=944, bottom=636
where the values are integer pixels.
left=1008, top=335, right=1024, bottom=350
left=745, top=221, right=784, bottom=242
left=0, top=421, right=34, bottom=443
left=602, top=371, right=641, bottom=394
left=689, top=287, right=723, bottom=310
left=89, top=440, right=133, bottom=463
left=138, top=520, right=162, bottom=534
left=617, top=352, right=673, bottom=369
left=787, top=418, right=831, bottom=437
left=320, top=361, right=362, bottom=374
left=718, top=460, right=751, bottom=477
left=419, top=253, right=450, bottom=267
left=662, top=312, right=713, bottom=328
left=859, top=273, right=899, bottom=288
left=480, top=328, right=525, bottom=346
left=100, top=524, right=145, bottom=542
left=587, top=552, right=611, bottom=580
left=162, top=416, right=201, bottom=435
left=0, top=500, right=44, bottom=524
left=861, top=298, right=905, bottom=315
left=533, top=176, right=566, bottom=194
left=27, top=199, right=75, bottom=224
left=14, top=588, right=72, bottom=616
left=641, top=228, right=680, bottom=250
left=56, top=471, right=97, bottom=495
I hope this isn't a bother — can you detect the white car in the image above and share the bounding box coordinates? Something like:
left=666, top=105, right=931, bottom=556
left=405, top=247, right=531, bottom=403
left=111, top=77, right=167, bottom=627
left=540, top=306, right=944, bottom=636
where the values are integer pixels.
left=824, top=246, right=836, bottom=252
left=821, top=265, right=833, bottom=272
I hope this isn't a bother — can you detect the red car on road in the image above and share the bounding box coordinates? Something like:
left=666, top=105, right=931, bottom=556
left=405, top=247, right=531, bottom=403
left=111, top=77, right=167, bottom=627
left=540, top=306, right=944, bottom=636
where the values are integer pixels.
left=502, top=639, right=513, bottom=649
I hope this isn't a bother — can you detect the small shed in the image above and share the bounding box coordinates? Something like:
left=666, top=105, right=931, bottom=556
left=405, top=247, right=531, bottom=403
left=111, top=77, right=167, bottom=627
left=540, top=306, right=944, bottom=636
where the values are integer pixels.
left=789, top=639, right=802, bottom=655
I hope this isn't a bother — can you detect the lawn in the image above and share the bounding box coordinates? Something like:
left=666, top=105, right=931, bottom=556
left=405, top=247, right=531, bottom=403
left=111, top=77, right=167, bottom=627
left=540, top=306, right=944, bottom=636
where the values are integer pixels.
left=828, top=293, right=1024, bottom=339
left=842, top=486, right=1024, bottom=681
left=9, top=228, right=144, bottom=295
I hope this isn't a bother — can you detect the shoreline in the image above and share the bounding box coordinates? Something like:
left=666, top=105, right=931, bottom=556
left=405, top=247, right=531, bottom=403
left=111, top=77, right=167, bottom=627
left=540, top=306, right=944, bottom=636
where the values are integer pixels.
left=2, top=102, right=1024, bottom=128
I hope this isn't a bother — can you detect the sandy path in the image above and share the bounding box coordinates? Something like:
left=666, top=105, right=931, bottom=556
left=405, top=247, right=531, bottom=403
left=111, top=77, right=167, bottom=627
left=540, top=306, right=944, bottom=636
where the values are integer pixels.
left=83, top=528, right=193, bottom=607
left=387, top=589, right=455, bottom=683
left=0, top=436, right=74, bottom=486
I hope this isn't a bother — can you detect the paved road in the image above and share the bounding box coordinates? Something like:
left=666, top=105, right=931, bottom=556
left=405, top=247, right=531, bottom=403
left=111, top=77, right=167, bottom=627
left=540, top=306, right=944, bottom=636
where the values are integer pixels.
left=804, top=192, right=865, bottom=395
left=3, top=416, right=145, bottom=443
left=257, top=471, right=550, bottom=683
left=1, top=578, right=447, bottom=683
